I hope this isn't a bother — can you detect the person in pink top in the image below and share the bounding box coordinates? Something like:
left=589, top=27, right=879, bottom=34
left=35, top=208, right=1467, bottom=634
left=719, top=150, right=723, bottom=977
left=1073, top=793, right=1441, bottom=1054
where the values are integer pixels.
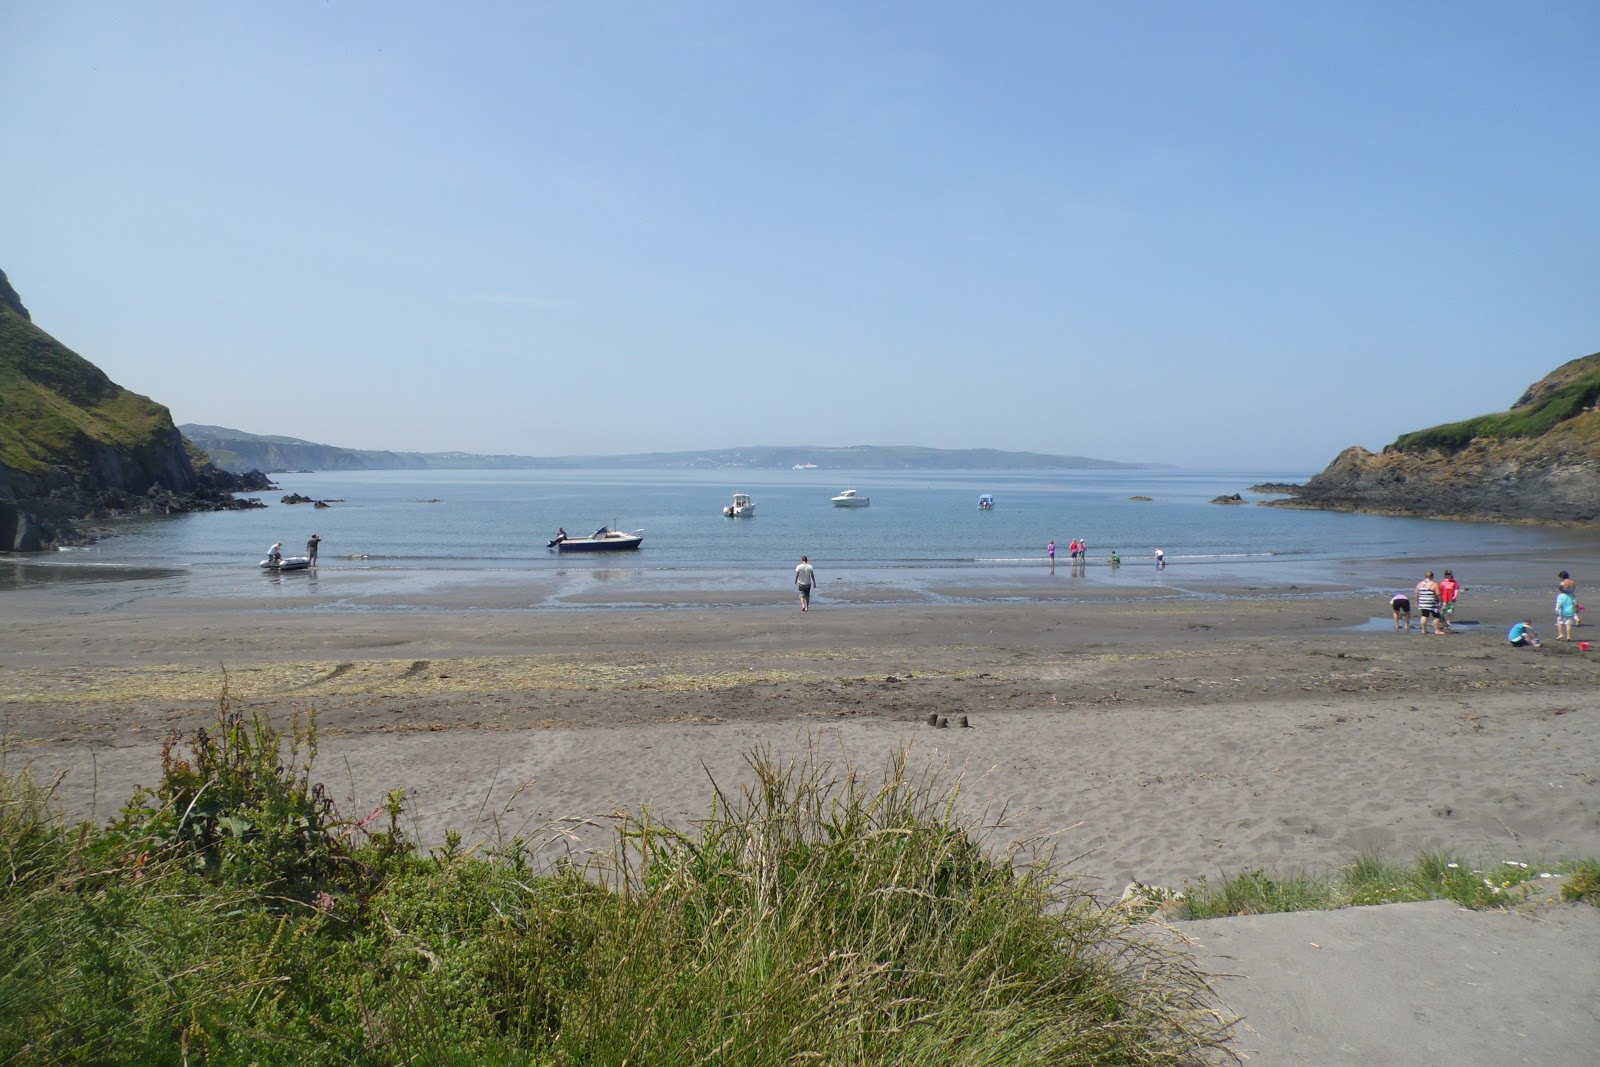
left=1438, top=570, right=1462, bottom=633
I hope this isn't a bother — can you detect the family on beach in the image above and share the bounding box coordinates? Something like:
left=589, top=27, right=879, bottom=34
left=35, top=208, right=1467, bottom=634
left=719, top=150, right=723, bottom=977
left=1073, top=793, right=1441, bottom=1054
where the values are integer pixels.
left=1390, top=568, right=1583, bottom=647
left=1043, top=540, right=1129, bottom=568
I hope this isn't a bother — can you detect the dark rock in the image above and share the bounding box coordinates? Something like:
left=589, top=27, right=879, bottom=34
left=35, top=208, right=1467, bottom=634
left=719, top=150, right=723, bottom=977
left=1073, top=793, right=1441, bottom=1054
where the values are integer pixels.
left=282, top=493, right=316, bottom=505
left=1210, top=493, right=1245, bottom=504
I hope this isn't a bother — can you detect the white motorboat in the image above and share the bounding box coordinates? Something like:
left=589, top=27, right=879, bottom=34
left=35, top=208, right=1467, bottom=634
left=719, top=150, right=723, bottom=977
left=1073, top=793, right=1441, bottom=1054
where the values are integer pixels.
left=978, top=494, right=994, bottom=510
left=549, top=526, right=644, bottom=552
left=260, top=556, right=312, bottom=571
left=831, top=489, right=870, bottom=507
left=722, top=493, right=756, bottom=517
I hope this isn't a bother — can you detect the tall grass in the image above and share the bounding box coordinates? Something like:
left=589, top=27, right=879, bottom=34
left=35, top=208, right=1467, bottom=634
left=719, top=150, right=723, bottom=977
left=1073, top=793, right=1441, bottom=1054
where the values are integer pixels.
left=0, top=711, right=1234, bottom=1065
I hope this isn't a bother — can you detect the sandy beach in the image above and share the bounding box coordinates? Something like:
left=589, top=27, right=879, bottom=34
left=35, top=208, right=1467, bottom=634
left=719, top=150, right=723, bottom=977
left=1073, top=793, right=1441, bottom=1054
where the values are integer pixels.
left=7, top=573, right=1600, bottom=1061
left=5, top=578, right=1598, bottom=900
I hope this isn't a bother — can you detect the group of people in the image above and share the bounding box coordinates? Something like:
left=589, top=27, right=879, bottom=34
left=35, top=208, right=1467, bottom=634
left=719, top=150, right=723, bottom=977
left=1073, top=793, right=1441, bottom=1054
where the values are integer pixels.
left=1509, top=571, right=1582, bottom=647
left=1043, top=539, right=1130, bottom=567
left=1391, top=569, right=1462, bottom=634
left=265, top=534, right=322, bottom=566
left=1390, top=568, right=1584, bottom=647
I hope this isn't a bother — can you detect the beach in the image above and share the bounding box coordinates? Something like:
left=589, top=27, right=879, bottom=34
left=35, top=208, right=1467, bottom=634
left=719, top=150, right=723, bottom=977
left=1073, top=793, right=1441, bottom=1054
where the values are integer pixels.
left=6, top=576, right=1599, bottom=900
left=8, top=571, right=1600, bottom=1061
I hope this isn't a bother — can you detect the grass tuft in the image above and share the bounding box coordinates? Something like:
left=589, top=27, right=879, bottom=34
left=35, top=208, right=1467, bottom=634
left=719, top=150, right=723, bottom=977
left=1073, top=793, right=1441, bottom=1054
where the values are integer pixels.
left=0, top=708, right=1235, bottom=1065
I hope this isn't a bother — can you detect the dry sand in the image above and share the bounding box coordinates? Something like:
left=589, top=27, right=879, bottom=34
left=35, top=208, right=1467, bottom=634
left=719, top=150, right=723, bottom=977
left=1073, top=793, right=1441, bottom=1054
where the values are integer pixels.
left=4, top=581, right=1599, bottom=1062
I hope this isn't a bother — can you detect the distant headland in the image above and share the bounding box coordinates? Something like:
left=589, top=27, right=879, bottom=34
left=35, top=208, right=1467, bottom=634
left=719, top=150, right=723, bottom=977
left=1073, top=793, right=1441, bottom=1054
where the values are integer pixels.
left=179, top=425, right=1152, bottom=474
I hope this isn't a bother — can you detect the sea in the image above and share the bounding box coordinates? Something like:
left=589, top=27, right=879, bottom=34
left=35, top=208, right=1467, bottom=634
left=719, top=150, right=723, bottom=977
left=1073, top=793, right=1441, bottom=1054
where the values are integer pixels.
left=5, top=468, right=1597, bottom=610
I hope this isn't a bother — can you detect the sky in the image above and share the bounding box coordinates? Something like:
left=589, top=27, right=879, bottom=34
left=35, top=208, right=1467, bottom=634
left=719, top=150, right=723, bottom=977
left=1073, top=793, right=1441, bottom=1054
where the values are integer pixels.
left=3, top=2, right=1597, bottom=469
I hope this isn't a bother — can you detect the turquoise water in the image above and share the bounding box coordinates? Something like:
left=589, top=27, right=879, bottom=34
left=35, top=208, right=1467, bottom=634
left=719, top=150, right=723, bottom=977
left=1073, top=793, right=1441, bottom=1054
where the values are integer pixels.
left=9, top=468, right=1597, bottom=607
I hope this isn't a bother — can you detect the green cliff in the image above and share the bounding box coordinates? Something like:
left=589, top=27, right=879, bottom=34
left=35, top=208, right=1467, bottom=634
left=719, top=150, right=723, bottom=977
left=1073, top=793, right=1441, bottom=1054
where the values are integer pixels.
left=0, top=270, right=266, bottom=550
left=1270, top=351, right=1600, bottom=523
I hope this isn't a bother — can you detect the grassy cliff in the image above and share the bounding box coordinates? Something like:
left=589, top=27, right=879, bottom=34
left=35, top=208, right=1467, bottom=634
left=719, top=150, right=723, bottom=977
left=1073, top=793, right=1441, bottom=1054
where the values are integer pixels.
left=0, top=271, right=189, bottom=491
left=1392, top=352, right=1600, bottom=455
left=0, top=269, right=265, bottom=549
left=1272, top=350, right=1600, bottom=523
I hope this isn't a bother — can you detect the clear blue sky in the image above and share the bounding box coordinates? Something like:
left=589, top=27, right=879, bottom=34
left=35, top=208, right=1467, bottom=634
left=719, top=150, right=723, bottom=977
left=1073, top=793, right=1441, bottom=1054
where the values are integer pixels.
left=4, top=2, right=1596, bottom=468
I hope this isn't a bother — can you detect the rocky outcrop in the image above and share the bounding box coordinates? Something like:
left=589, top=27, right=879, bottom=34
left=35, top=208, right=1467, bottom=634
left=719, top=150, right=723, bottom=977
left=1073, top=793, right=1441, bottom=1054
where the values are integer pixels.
left=0, top=269, right=272, bottom=551
left=1268, top=352, right=1600, bottom=524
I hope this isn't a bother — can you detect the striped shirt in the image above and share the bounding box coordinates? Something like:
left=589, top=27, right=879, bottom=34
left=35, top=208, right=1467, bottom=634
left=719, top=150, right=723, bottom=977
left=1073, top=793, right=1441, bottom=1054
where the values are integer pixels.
left=1415, top=581, right=1441, bottom=613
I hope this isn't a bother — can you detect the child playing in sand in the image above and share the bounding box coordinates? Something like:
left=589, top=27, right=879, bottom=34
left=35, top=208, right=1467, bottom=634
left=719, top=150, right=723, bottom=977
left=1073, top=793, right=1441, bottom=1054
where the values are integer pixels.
left=1508, top=620, right=1541, bottom=648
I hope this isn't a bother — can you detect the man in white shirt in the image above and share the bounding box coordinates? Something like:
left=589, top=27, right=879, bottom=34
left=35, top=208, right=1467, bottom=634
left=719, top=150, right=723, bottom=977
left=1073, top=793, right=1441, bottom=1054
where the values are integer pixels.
left=794, top=555, right=817, bottom=611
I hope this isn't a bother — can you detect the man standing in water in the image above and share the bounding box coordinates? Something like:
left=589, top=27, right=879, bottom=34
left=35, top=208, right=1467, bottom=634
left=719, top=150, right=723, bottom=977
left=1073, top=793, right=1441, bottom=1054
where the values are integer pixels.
left=795, top=555, right=818, bottom=611
left=307, top=533, right=322, bottom=566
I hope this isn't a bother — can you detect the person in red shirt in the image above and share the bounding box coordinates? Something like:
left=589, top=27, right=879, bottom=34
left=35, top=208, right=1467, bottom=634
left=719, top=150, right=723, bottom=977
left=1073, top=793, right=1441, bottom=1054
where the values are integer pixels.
left=1439, top=570, right=1462, bottom=633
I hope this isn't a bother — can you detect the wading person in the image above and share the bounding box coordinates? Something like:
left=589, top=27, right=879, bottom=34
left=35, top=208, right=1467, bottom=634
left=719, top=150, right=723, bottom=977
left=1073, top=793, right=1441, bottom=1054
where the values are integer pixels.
left=794, top=554, right=817, bottom=612
left=307, top=533, right=322, bottom=566
left=1414, top=571, right=1443, bottom=635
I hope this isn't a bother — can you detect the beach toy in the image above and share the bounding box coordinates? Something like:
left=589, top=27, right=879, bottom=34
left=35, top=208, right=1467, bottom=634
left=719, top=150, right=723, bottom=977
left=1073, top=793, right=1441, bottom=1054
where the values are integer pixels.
left=1579, top=641, right=1592, bottom=651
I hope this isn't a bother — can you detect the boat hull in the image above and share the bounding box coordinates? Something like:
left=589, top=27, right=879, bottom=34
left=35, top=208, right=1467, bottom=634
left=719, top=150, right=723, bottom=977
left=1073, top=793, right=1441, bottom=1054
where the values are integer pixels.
left=556, top=537, right=642, bottom=552
left=260, top=557, right=312, bottom=571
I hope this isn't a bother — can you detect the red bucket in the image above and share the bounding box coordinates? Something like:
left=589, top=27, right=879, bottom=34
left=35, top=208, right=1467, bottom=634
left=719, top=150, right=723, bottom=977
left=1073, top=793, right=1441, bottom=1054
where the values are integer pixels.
left=1579, top=641, right=1592, bottom=652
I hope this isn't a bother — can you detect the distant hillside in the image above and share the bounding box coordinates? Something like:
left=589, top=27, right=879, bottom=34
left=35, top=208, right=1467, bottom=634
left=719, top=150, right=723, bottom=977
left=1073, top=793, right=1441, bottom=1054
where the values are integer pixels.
left=0, top=271, right=267, bottom=550
left=1268, top=350, right=1600, bottom=523
left=180, top=425, right=1148, bottom=473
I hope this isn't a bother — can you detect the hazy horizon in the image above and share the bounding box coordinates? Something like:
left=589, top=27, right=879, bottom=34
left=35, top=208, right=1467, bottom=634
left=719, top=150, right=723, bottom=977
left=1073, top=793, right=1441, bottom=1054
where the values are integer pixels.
left=5, top=3, right=1596, bottom=469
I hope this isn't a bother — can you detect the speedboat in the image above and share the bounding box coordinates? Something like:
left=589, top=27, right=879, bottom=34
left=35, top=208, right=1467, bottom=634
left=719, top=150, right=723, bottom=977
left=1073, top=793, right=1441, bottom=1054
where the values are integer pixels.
left=831, top=489, right=869, bottom=507
left=722, top=493, right=756, bottom=517
left=260, top=556, right=311, bottom=571
left=550, top=526, right=644, bottom=552
left=978, top=494, right=994, bottom=510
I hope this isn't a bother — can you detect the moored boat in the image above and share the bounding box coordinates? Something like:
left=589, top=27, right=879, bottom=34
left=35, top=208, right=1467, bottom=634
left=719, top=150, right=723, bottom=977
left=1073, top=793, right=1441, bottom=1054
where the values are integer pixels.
left=722, top=493, right=756, bottom=517
left=978, top=494, right=994, bottom=510
left=831, top=489, right=869, bottom=507
left=550, top=526, right=644, bottom=552
left=260, top=556, right=312, bottom=571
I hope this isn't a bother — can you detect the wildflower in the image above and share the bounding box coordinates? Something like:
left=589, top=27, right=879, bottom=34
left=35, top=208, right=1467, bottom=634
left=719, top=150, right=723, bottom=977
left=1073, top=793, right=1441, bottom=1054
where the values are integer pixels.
left=1446, top=863, right=1459, bottom=869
